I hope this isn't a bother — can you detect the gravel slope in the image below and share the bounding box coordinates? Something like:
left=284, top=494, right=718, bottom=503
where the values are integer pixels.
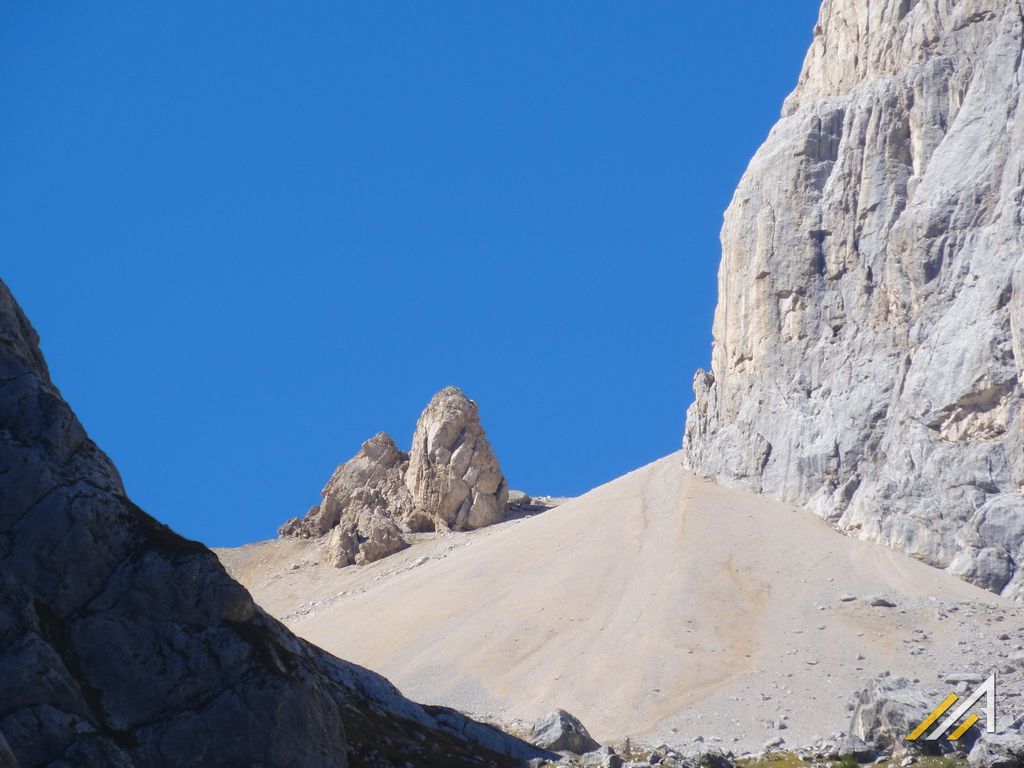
left=218, top=452, right=1024, bottom=752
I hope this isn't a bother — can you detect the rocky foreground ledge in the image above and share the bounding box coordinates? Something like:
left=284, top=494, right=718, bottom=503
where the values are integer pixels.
left=516, top=675, right=1022, bottom=768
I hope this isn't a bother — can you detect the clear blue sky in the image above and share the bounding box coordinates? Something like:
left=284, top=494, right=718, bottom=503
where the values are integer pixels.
left=1, top=2, right=820, bottom=547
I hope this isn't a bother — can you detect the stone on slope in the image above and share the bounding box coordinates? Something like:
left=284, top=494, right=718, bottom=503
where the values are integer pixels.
left=508, top=489, right=564, bottom=516
left=529, top=709, right=600, bottom=754
left=969, top=733, right=1024, bottom=768
left=849, top=677, right=963, bottom=757
left=675, top=744, right=736, bottom=768
left=581, top=745, right=624, bottom=768
left=0, top=278, right=544, bottom=767
left=683, top=0, right=1024, bottom=597
left=508, top=489, right=534, bottom=509
left=406, top=386, right=509, bottom=531
left=867, top=595, right=897, bottom=608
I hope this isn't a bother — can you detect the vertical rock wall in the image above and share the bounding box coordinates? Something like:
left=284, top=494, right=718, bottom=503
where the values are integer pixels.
left=684, top=0, right=1024, bottom=597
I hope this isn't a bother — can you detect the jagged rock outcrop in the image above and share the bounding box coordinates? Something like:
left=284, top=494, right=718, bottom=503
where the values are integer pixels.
left=279, top=433, right=412, bottom=566
left=324, top=510, right=406, bottom=567
left=684, top=0, right=1024, bottom=597
left=0, top=277, right=547, bottom=766
left=406, top=386, right=509, bottom=531
left=281, top=387, right=509, bottom=566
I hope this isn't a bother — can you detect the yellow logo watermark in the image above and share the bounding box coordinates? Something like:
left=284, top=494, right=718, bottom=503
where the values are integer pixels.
left=907, top=674, right=995, bottom=742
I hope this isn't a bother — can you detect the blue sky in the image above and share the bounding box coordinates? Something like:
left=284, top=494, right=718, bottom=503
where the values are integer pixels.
left=1, top=2, right=820, bottom=547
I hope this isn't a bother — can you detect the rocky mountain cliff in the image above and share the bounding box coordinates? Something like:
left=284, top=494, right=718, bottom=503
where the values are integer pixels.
left=684, top=0, right=1024, bottom=597
left=0, top=276, right=542, bottom=766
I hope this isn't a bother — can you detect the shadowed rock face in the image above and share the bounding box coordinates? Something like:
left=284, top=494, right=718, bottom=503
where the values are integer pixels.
left=0, top=278, right=543, bottom=766
left=684, top=0, right=1024, bottom=597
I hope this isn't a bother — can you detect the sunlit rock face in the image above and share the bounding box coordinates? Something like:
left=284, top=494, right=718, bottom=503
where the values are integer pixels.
left=279, top=432, right=412, bottom=566
left=278, top=386, right=510, bottom=567
left=684, top=0, right=1024, bottom=597
left=406, top=386, right=509, bottom=532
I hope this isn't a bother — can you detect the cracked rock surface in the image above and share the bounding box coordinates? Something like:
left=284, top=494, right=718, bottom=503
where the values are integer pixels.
left=0, top=277, right=545, bottom=767
left=280, top=386, right=509, bottom=567
left=684, top=0, right=1024, bottom=597
left=280, top=433, right=412, bottom=567
left=406, top=386, right=509, bottom=532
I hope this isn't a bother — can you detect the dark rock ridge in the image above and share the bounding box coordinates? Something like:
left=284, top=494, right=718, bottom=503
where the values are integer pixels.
left=0, top=278, right=546, bottom=766
left=280, top=386, right=511, bottom=567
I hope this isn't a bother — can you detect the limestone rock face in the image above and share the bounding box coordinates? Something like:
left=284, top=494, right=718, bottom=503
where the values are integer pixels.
left=684, top=0, right=1024, bottom=597
left=325, top=508, right=407, bottom=567
left=279, top=433, right=411, bottom=565
left=279, top=387, right=510, bottom=565
left=0, top=278, right=543, bottom=767
left=406, top=386, right=509, bottom=531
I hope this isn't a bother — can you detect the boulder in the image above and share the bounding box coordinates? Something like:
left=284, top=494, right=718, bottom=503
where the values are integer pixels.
left=969, top=734, right=1024, bottom=768
left=675, top=744, right=735, bottom=768
left=508, top=489, right=563, bottom=516
left=582, top=745, right=624, bottom=768
left=805, top=734, right=876, bottom=763
left=508, top=489, right=533, bottom=507
left=529, top=709, right=600, bottom=754
left=849, top=677, right=961, bottom=756
left=406, top=386, right=509, bottom=531
left=951, top=547, right=1016, bottom=594
left=838, top=735, right=878, bottom=763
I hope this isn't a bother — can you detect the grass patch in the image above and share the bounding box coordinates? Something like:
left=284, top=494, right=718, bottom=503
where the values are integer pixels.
left=738, top=752, right=968, bottom=768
